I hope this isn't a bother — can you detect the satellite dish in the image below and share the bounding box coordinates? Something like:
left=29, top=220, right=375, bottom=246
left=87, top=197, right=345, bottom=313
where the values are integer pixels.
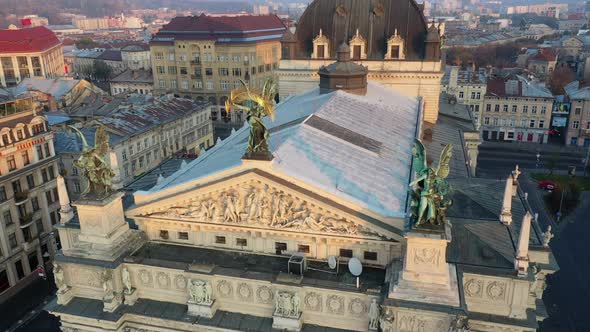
left=348, top=258, right=363, bottom=277
left=328, top=256, right=337, bottom=269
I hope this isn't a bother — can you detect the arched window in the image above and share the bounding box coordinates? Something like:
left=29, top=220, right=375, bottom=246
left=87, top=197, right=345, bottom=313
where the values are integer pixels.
left=385, top=29, right=405, bottom=60
left=349, top=29, right=367, bottom=60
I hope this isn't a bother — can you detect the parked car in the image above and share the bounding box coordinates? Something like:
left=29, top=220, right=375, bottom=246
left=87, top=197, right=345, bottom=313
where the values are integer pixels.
left=538, top=180, right=557, bottom=190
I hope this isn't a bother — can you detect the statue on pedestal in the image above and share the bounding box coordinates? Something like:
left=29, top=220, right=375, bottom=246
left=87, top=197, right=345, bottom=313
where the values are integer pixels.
left=379, top=309, right=395, bottom=332
left=449, top=314, right=471, bottom=331
left=54, top=263, right=66, bottom=292
left=368, top=299, right=380, bottom=330
left=225, top=79, right=276, bottom=159
left=122, top=267, right=132, bottom=294
left=274, top=291, right=300, bottom=317
left=101, top=269, right=114, bottom=298
left=542, top=225, right=554, bottom=247
left=409, top=139, right=453, bottom=228
left=188, top=280, right=212, bottom=305
left=68, top=125, right=115, bottom=196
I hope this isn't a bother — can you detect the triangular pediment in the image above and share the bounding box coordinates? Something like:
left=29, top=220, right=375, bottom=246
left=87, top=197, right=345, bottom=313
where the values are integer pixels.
left=127, top=170, right=403, bottom=241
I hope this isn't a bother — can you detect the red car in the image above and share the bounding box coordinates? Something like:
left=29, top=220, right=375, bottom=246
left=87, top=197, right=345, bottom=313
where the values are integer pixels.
left=538, top=180, right=557, bottom=190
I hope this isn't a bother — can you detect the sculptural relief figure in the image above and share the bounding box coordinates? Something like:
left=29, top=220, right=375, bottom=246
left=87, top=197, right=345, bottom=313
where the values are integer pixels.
left=448, top=315, right=470, bottom=332
left=379, top=309, right=395, bottom=332
left=54, top=263, right=66, bottom=292
left=368, top=299, right=380, bottom=330
left=542, top=225, right=554, bottom=247
left=122, top=267, right=132, bottom=294
left=274, top=291, right=299, bottom=317
left=200, top=200, right=214, bottom=220
left=188, top=280, right=212, bottom=305
left=101, top=270, right=114, bottom=296
left=409, top=140, right=453, bottom=227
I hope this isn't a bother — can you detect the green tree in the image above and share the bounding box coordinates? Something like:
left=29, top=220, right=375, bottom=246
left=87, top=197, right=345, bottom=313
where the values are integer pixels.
left=75, top=37, right=99, bottom=50
left=92, top=60, right=112, bottom=81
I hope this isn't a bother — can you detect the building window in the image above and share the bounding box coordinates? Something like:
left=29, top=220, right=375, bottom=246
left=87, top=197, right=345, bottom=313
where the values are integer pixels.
left=493, top=118, right=499, bottom=126
left=48, top=165, right=55, bottom=179
left=541, top=106, right=547, bottom=114
left=503, top=105, right=508, bottom=112
left=232, top=68, right=241, bottom=76
left=195, top=81, right=203, bottom=89
left=178, top=231, right=189, bottom=240
left=236, top=238, right=247, bottom=247
left=159, top=230, right=169, bottom=239
left=206, top=81, right=213, bottom=90
left=532, top=106, right=537, bottom=114
left=7, top=156, right=16, bottom=171
left=0, top=270, right=9, bottom=293
left=275, top=242, right=287, bottom=253
left=180, top=67, right=188, bottom=75
left=364, top=251, right=378, bottom=261
left=12, top=180, right=21, bottom=194
left=74, top=181, right=81, bottom=193
left=155, top=52, right=164, bottom=60
left=476, top=92, right=481, bottom=99
left=0, top=186, right=6, bottom=202
left=15, top=260, right=24, bottom=280
left=459, top=91, right=464, bottom=99
left=512, top=105, right=517, bottom=112
left=35, top=218, right=44, bottom=235
left=9, top=233, right=17, bottom=248
left=215, top=236, right=226, bottom=244
left=50, top=210, right=58, bottom=225
left=573, top=121, right=580, bottom=129
left=523, top=105, right=528, bottom=113
left=484, top=117, right=490, bottom=125
left=36, top=145, right=44, bottom=160
left=27, top=252, right=38, bottom=273
left=171, top=79, right=177, bottom=89
left=339, top=249, right=353, bottom=258
left=486, top=104, right=491, bottom=112
left=31, top=197, right=39, bottom=211
left=122, top=150, right=127, bottom=161
left=205, top=68, right=213, bottom=76
left=41, top=169, right=48, bottom=182
left=529, top=119, right=536, bottom=128
left=539, top=120, right=545, bottom=128
left=471, top=92, right=476, bottom=99
left=575, top=107, right=581, bottom=115
left=22, top=151, right=30, bottom=166
left=159, top=80, right=166, bottom=88
left=389, top=45, right=400, bottom=59
left=219, top=68, right=229, bottom=76
left=4, top=210, right=13, bottom=226
left=494, top=105, right=500, bottom=112
left=298, top=244, right=310, bottom=253
left=220, top=80, right=230, bottom=90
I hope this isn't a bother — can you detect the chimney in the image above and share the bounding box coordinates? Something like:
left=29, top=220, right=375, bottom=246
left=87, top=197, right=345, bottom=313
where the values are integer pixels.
left=57, top=175, right=74, bottom=223
left=515, top=212, right=532, bottom=277
left=499, top=176, right=513, bottom=225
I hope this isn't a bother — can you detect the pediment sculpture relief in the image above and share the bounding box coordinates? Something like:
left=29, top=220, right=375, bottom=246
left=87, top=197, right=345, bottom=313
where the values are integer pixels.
left=144, top=181, right=382, bottom=237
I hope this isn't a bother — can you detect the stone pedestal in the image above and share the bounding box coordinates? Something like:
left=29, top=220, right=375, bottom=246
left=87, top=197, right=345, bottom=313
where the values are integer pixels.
left=103, top=293, right=122, bottom=312
left=56, top=287, right=74, bottom=305
left=389, top=226, right=460, bottom=307
left=124, top=288, right=138, bottom=306
left=75, top=192, right=128, bottom=245
left=272, top=312, right=302, bottom=332
left=187, top=300, right=217, bottom=318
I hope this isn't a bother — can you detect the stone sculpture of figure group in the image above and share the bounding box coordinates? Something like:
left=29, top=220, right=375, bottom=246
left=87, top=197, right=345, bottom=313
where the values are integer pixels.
left=188, top=280, right=213, bottom=305
left=274, top=291, right=300, bottom=317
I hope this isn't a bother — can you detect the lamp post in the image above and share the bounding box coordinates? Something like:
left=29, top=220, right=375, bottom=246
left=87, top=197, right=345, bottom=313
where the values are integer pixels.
left=536, top=152, right=541, bottom=169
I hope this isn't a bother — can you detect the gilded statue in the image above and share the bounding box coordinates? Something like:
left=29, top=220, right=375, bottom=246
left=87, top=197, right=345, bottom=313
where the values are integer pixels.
left=409, top=139, right=453, bottom=228
left=69, top=125, right=115, bottom=196
left=225, top=79, right=276, bottom=159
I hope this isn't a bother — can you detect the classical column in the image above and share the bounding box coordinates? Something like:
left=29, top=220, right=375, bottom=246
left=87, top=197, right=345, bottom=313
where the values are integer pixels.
left=499, top=176, right=513, bottom=225
left=57, top=175, right=74, bottom=223
left=0, top=58, right=5, bottom=87
left=26, top=56, right=33, bottom=78
left=515, top=212, right=531, bottom=277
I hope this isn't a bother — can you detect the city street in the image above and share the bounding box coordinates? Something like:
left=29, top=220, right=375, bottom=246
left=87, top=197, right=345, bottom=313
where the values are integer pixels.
left=478, top=141, right=590, bottom=331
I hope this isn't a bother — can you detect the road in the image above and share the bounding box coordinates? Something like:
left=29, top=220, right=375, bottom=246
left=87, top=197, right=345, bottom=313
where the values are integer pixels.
left=478, top=142, right=590, bottom=331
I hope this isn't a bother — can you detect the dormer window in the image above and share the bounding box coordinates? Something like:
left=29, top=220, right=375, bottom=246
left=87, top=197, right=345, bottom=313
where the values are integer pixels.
left=349, top=29, right=367, bottom=60
left=385, top=29, right=405, bottom=60
left=312, top=29, right=330, bottom=59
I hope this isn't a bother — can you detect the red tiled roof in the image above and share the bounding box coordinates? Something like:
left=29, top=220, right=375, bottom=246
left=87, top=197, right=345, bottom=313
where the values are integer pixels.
left=0, top=26, right=61, bottom=54
left=529, top=48, right=557, bottom=62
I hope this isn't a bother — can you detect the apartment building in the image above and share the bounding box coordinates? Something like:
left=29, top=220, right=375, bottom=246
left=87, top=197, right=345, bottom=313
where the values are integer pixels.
left=483, top=76, right=554, bottom=143
left=0, top=27, right=65, bottom=88
left=0, top=95, right=60, bottom=301
left=564, top=82, right=590, bottom=146
left=55, top=94, right=214, bottom=199
left=150, top=15, right=286, bottom=124
left=442, top=66, right=487, bottom=127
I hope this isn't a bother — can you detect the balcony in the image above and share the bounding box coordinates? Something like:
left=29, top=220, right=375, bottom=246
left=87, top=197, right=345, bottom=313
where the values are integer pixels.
left=21, top=237, right=39, bottom=252
left=190, top=60, right=201, bottom=65
left=14, top=190, right=29, bottom=205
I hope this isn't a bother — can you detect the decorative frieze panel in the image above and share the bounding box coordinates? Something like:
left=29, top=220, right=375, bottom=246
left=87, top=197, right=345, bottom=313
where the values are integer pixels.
left=68, top=266, right=102, bottom=289
left=257, top=285, right=274, bottom=304
left=304, top=292, right=322, bottom=312
left=142, top=180, right=384, bottom=238
left=138, top=269, right=153, bottom=287
left=237, top=283, right=253, bottom=302
left=174, top=275, right=187, bottom=289
left=348, top=298, right=367, bottom=317
left=463, top=277, right=508, bottom=303
left=156, top=272, right=171, bottom=289
left=217, top=280, right=234, bottom=298
left=326, top=295, right=345, bottom=315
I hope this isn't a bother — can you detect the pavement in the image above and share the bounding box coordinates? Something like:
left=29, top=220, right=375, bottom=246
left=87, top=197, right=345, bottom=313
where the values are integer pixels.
left=477, top=141, right=590, bottom=331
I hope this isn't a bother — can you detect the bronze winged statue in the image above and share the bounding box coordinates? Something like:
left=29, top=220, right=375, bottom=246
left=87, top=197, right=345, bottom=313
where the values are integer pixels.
left=69, top=125, right=115, bottom=196
left=225, top=79, right=276, bottom=159
left=409, top=139, right=453, bottom=227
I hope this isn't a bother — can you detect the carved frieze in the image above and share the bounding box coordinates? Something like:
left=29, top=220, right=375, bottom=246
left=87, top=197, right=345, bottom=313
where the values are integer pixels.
left=326, top=295, right=344, bottom=315
left=138, top=269, right=153, bottom=287
left=412, top=247, right=441, bottom=266
left=156, top=272, right=170, bottom=289
left=143, top=180, right=382, bottom=238
left=217, top=280, right=233, bottom=298
left=174, top=275, right=187, bottom=289
left=348, top=298, right=367, bottom=317
left=237, top=283, right=253, bottom=302
left=69, top=268, right=101, bottom=289
left=304, top=292, right=322, bottom=312
left=257, top=286, right=273, bottom=304
left=464, top=278, right=483, bottom=298
left=486, top=281, right=506, bottom=301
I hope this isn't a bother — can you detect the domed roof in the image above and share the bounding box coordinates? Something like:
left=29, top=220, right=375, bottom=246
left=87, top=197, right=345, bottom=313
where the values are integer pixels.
left=292, top=0, right=429, bottom=60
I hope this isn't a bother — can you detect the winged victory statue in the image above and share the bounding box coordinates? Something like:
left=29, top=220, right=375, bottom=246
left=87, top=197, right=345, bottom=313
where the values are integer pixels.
left=409, top=139, right=453, bottom=227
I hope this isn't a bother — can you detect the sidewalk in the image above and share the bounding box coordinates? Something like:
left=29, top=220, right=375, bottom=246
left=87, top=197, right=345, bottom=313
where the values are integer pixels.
left=482, top=141, right=589, bottom=154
